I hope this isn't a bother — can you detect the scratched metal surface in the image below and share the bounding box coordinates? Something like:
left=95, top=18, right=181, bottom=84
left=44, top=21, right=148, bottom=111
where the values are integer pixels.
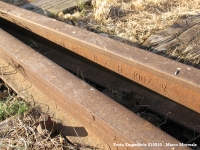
left=0, top=2, right=199, bottom=114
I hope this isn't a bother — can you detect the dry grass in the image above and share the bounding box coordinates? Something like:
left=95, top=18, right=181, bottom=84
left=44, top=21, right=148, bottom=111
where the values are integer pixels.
left=0, top=108, right=78, bottom=150
left=1, top=0, right=200, bottom=64
left=0, top=80, right=79, bottom=150
left=58, top=0, right=200, bottom=65
left=4, top=0, right=200, bottom=46
left=91, top=0, right=200, bottom=44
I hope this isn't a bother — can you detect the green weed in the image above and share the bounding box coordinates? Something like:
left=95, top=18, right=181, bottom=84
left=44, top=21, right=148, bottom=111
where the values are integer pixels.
left=0, top=95, right=29, bottom=121
left=76, top=1, right=85, bottom=11
left=76, top=1, right=86, bottom=16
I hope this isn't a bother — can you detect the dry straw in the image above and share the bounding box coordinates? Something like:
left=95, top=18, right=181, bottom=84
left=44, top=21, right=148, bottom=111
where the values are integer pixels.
left=92, top=0, right=200, bottom=44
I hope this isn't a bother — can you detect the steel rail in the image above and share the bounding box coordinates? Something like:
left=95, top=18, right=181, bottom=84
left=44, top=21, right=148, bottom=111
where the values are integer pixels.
left=0, top=2, right=199, bottom=114
left=2, top=19, right=200, bottom=134
left=0, top=28, right=190, bottom=150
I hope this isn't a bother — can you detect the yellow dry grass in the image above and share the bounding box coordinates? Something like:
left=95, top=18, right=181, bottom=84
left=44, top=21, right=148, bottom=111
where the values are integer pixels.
left=92, top=0, right=200, bottom=44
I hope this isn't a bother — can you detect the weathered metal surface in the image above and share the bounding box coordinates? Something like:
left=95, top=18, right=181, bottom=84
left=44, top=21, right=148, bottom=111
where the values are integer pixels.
left=2, top=19, right=200, bottom=135
left=0, top=29, right=190, bottom=149
left=21, top=0, right=90, bottom=15
left=0, top=2, right=199, bottom=115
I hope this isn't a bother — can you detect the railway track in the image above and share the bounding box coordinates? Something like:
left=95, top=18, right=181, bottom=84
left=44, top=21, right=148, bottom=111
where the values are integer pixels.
left=0, top=2, right=199, bottom=149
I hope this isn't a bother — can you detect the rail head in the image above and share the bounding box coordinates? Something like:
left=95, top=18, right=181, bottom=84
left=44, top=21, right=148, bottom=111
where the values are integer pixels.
left=0, top=28, right=192, bottom=149
left=0, top=2, right=199, bottom=114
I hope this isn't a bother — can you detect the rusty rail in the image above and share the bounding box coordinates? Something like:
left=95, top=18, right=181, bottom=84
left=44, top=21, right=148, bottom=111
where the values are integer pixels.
left=0, top=26, right=191, bottom=149
left=1, top=17, right=200, bottom=136
left=0, top=2, right=199, bottom=114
